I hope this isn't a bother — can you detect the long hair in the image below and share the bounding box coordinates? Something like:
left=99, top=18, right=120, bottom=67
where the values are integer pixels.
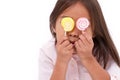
left=50, top=0, right=120, bottom=68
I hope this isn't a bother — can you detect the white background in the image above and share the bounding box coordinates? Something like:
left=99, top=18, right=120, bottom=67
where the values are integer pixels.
left=0, top=0, right=120, bottom=80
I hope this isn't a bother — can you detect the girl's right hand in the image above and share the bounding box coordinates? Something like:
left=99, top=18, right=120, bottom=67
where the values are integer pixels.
left=56, top=36, right=74, bottom=64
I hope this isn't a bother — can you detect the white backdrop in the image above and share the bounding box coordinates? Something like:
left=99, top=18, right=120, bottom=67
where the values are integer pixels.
left=0, top=0, right=120, bottom=80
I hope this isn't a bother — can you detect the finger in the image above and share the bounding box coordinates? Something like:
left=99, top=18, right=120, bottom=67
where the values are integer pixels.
left=78, top=39, right=85, bottom=48
left=57, top=36, right=69, bottom=45
left=66, top=43, right=73, bottom=50
left=79, top=34, right=87, bottom=45
left=82, top=31, right=93, bottom=44
left=75, top=41, right=79, bottom=49
left=75, top=39, right=83, bottom=48
left=62, top=40, right=70, bottom=47
left=75, top=41, right=82, bottom=52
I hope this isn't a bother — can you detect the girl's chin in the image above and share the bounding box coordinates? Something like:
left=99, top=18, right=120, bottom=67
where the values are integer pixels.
left=72, top=47, right=77, bottom=54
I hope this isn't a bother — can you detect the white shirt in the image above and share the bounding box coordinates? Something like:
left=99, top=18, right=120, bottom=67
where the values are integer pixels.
left=39, top=38, right=120, bottom=80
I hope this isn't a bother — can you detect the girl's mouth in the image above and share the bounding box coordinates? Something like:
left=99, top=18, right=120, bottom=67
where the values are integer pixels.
left=68, top=36, right=79, bottom=54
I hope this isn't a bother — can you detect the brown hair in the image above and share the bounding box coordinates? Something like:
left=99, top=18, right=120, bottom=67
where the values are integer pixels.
left=50, top=0, right=120, bottom=68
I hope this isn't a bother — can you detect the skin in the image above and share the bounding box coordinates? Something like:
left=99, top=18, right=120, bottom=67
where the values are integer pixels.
left=50, top=2, right=110, bottom=80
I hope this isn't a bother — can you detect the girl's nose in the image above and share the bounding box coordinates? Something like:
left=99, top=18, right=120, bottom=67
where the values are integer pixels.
left=67, top=27, right=81, bottom=43
left=68, top=26, right=81, bottom=37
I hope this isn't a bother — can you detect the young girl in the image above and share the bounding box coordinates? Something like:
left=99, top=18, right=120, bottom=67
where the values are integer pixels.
left=39, top=0, right=120, bottom=80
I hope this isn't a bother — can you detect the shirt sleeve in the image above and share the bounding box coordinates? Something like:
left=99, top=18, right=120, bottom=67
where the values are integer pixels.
left=39, top=49, right=54, bottom=80
left=107, top=60, right=120, bottom=80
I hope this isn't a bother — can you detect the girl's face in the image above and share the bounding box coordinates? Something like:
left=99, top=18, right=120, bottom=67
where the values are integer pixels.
left=55, top=2, right=93, bottom=43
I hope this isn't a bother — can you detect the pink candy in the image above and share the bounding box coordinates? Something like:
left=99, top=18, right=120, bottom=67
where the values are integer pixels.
left=76, top=17, right=90, bottom=31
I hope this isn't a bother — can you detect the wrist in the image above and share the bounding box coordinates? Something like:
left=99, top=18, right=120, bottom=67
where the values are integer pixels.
left=56, top=58, right=69, bottom=67
left=81, top=56, right=96, bottom=66
left=57, top=56, right=70, bottom=65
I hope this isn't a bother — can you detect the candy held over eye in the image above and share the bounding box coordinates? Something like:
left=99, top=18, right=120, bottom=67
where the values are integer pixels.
left=61, top=17, right=89, bottom=36
left=76, top=17, right=90, bottom=31
left=61, top=17, right=75, bottom=32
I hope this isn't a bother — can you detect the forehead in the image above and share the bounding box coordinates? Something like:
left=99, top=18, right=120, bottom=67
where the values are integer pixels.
left=59, top=2, right=90, bottom=21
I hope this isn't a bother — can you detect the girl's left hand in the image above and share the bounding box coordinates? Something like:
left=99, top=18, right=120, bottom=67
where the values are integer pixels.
left=75, top=31, right=94, bottom=63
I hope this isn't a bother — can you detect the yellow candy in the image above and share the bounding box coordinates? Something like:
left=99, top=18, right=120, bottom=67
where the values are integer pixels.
left=61, top=17, right=75, bottom=32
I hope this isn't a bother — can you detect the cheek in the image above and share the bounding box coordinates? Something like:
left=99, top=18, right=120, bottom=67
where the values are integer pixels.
left=55, top=21, right=65, bottom=40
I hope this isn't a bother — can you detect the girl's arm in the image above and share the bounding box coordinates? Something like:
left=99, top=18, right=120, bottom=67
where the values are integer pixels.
left=50, top=36, right=74, bottom=80
left=75, top=32, right=110, bottom=80
left=50, top=59, right=68, bottom=80
left=82, top=56, right=110, bottom=80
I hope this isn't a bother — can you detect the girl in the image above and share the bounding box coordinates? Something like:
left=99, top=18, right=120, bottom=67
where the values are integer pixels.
left=39, top=0, right=120, bottom=80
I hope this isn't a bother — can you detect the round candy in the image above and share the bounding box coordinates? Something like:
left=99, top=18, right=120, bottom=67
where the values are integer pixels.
left=61, top=17, right=75, bottom=32
left=76, top=17, right=90, bottom=31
